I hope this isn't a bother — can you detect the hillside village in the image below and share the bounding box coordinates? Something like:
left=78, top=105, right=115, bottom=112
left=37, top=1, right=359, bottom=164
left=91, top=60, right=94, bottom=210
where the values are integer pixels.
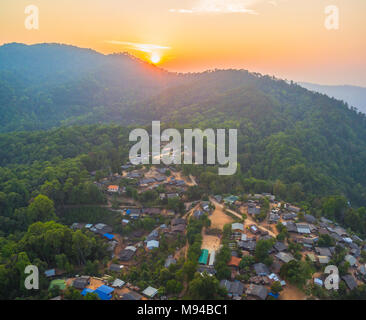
left=42, top=161, right=366, bottom=301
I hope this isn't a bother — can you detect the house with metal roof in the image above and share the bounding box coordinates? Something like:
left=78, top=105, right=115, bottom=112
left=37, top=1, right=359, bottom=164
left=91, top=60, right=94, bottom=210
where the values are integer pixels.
left=73, top=276, right=90, bottom=289
left=248, top=206, right=261, bottom=215
left=246, top=284, right=268, bottom=300
left=220, top=280, right=244, bottom=298
left=296, top=223, right=311, bottom=234
left=109, top=264, right=124, bottom=272
left=142, top=286, right=158, bottom=298
left=342, top=275, right=357, bottom=290
left=146, top=240, right=159, bottom=250
left=315, top=247, right=332, bottom=257
left=238, top=240, right=256, bottom=252
left=345, top=254, right=357, bottom=267
left=275, top=252, right=294, bottom=263
left=112, top=279, right=125, bottom=288
left=146, top=229, right=159, bottom=242
left=318, top=256, right=330, bottom=264
left=253, top=263, right=270, bottom=276
left=119, top=248, right=136, bottom=261
left=231, top=223, right=244, bottom=232
left=273, top=242, right=287, bottom=252
left=208, top=251, right=216, bottom=266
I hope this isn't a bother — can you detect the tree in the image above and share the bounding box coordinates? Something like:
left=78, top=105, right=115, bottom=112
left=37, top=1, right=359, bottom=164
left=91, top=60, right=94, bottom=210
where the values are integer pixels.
left=64, top=287, right=83, bottom=300
left=183, top=261, right=197, bottom=281
left=188, top=273, right=226, bottom=300
left=28, top=194, right=56, bottom=222
left=280, top=260, right=312, bottom=288
left=271, top=281, right=283, bottom=294
left=255, top=239, right=275, bottom=265
left=166, top=279, right=183, bottom=295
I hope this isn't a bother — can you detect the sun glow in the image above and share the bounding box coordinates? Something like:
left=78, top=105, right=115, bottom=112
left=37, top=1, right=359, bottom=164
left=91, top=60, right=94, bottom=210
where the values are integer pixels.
left=150, top=53, right=161, bottom=64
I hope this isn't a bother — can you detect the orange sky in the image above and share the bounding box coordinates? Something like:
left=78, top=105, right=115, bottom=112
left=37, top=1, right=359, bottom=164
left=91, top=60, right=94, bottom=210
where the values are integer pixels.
left=1, top=0, right=366, bottom=86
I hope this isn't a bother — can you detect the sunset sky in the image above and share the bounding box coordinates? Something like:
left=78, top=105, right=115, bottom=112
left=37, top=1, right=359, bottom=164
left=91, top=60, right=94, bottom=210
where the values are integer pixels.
left=1, top=0, right=366, bottom=86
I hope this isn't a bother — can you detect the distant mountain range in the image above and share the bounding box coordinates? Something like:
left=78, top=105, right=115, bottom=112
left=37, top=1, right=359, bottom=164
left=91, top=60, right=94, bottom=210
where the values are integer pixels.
left=300, top=82, right=366, bottom=114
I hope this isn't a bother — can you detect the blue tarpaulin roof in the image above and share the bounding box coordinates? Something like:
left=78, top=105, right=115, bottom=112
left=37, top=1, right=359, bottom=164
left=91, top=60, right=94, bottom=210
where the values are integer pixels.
left=93, top=285, right=114, bottom=300
left=81, top=288, right=94, bottom=296
left=44, top=269, right=56, bottom=277
left=95, top=291, right=112, bottom=300
left=95, top=285, right=114, bottom=295
left=103, top=233, right=114, bottom=240
left=268, top=292, right=279, bottom=299
left=126, top=209, right=131, bottom=215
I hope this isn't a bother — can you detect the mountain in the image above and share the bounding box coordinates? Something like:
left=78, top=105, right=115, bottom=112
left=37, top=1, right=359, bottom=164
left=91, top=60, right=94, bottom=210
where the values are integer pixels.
left=0, top=43, right=181, bottom=132
left=300, top=82, right=366, bottom=114
left=1, top=43, right=366, bottom=207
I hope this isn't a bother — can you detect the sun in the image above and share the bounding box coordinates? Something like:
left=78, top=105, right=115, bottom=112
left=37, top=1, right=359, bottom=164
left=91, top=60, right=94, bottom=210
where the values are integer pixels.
left=150, top=53, right=161, bottom=64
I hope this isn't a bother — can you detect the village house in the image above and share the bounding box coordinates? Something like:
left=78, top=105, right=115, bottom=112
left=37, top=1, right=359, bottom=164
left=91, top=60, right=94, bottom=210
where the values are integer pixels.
left=108, top=185, right=119, bottom=193
left=232, top=223, right=244, bottom=233
left=146, top=240, right=159, bottom=250
left=275, top=252, right=294, bottom=263
left=220, top=280, right=244, bottom=299
left=318, top=256, right=330, bottom=264
left=246, top=284, right=268, bottom=300
left=119, top=246, right=137, bottom=261
left=171, top=218, right=186, bottom=227
left=342, top=275, right=358, bottom=291
left=238, top=240, right=256, bottom=252
left=109, top=264, right=124, bottom=272
left=273, top=242, right=287, bottom=252
left=142, top=286, right=158, bottom=299
left=287, top=205, right=301, bottom=213
left=315, top=247, right=332, bottom=257
left=73, top=276, right=90, bottom=290
left=253, top=263, right=270, bottom=276
left=345, top=254, right=357, bottom=267
left=112, top=279, right=125, bottom=289
left=248, top=203, right=261, bottom=216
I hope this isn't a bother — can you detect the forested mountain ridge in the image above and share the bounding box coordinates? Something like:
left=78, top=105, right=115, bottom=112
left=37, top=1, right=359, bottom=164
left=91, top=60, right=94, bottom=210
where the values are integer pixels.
left=0, top=43, right=180, bottom=132
left=1, top=43, right=366, bottom=208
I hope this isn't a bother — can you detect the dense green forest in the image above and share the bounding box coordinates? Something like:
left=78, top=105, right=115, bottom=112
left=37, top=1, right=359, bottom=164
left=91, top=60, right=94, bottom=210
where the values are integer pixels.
left=1, top=43, right=366, bottom=299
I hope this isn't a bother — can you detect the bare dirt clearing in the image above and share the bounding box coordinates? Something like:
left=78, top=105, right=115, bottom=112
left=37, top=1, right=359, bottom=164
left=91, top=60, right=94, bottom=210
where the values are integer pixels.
left=208, top=198, right=234, bottom=230
left=279, top=284, right=307, bottom=300
left=201, top=232, right=221, bottom=252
